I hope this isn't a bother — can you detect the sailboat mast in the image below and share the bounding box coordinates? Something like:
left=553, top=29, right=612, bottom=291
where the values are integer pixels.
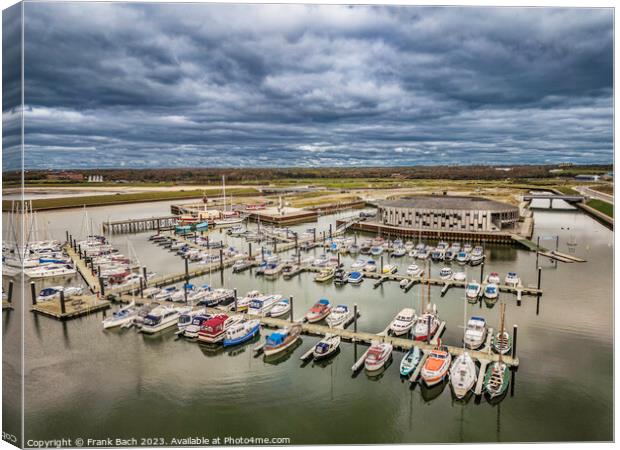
left=222, top=175, right=226, bottom=213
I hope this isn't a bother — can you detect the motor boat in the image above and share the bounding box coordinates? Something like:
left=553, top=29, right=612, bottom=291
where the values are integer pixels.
left=390, top=308, right=416, bottom=336
left=348, top=243, right=360, bottom=255
left=466, top=281, right=482, bottom=300
left=452, top=271, right=466, bottom=282
left=450, top=352, right=477, bottom=399
left=181, top=314, right=212, bottom=338
left=370, top=246, right=383, bottom=256
left=350, top=258, right=366, bottom=270
left=439, top=267, right=453, bottom=280
left=102, top=301, right=137, bottom=329
left=248, top=294, right=281, bottom=316
left=312, top=254, right=329, bottom=267
left=399, top=279, right=410, bottom=289
left=405, top=241, right=415, bottom=251
left=463, top=243, right=473, bottom=252
left=347, top=271, right=363, bottom=284
left=24, top=264, right=76, bottom=279
left=469, top=253, right=484, bottom=266
left=444, top=250, right=456, bottom=261
left=326, top=304, right=354, bottom=328
left=263, top=325, right=302, bottom=356
left=140, top=305, right=182, bottom=334
left=463, top=316, right=488, bottom=349
left=486, top=272, right=501, bottom=284
left=382, top=264, right=397, bottom=275
left=400, top=347, right=423, bottom=377
left=483, top=283, right=499, bottom=300
left=412, top=305, right=440, bottom=341
left=364, top=341, right=393, bottom=371
left=201, top=288, right=235, bottom=307
left=504, top=272, right=521, bottom=286
left=37, top=286, right=83, bottom=302
left=305, top=299, right=332, bottom=323
left=431, top=249, right=445, bottom=261
left=333, top=268, right=348, bottom=285
left=133, top=302, right=160, bottom=328
left=391, top=246, right=406, bottom=257
left=421, top=345, right=452, bottom=387
left=268, top=298, right=291, bottom=318
left=154, top=286, right=178, bottom=301
left=406, top=264, right=422, bottom=277
left=416, top=248, right=431, bottom=260
left=223, top=319, right=261, bottom=347
left=312, top=334, right=341, bottom=361
left=363, top=260, right=377, bottom=272
left=484, top=361, right=510, bottom=398
left=177, top=308, right=206, bottom=332
left=456, top=251, right=470, bottom=264
left=264, top=262, right=285, bottom=279
left=314, top=267, right=335, bottom=282
left=227, top=225, right=247, bottom=236
left=198, top=314, right=244, bottom=343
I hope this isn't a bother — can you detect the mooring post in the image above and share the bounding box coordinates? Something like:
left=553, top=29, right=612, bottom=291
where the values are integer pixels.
left=73, top=238, right=77, bottom=251
left=7, top=280, right=13, bottom=304
left=322, top=231, right=325, bottom=244
left=294, top=233, right=298, bottom=254
left=290, top=295, right=294, bottom=320
left=78, top=244, right=82, bottom=259
left=354, top=303, right=358, bottom=333
left=65, top=230, right=69, bottom=244
left=97, top=265, right=101, bottom=278
left=59, top=290, right=66, bottom=315
left=142, top=266, right=147, bottom=283
left=535, top=236, right=540, bottom=267
left=380, top=256, right=384, bottom=273
left=99, top=277, right=105, bottom=297
left=219, top=249, right=224, bottom=271
left=140, top=279, right=144, bottom=298
left=555, top=235, right=559, bottom=251
left=337, top=253, right=341, bottom=267
left=329, top=223, right=332, bottom=240
left=248, top=242, right=252, bottom=259
left=273, top=240, right=277, bottom=253
left=206, top=235, right=210, bottom=249
left=30, top=282, right=36, bottom=305
left=313, top=228, right=316, bottom=243
left=234, top=288, right=238, bottom=312
left=512, top=325, right=518, bottom=359
left=426, top=315, right=431, bottom=344
left=480, top=262, right=485, bottom=283
left=261, top=247, right=265, bottom=262
left=537, top=266, right=542, bottom=290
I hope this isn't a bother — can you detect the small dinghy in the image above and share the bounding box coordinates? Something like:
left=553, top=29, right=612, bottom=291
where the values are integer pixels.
left=421, top=345, right=451, bottom=387
left=439, top=267, right=453, bottom=280
left=390, top=308, right=416, bottom=336
left=312, top=334, right=341, bottom=361
left=382, top=264, right=397, bottom=274
left=314, top=267, right=335, bottom=282
left=102, top=301, right=137, bottom=329
left=449, top=352, right=477, bottom=399
left=269, top=298, right=291, bottom=318
left=223, top=319, right=261, bottom=347
left=504, top=272, right=520, bottom=287
left=484, top=361, right=510, bottom=398
left=363, top=260, right=377, bottom=272
left=463, top=316, right=488, bottom=349
left=305, top=299, right=332, bottom=323
left=452, top=271, right=466, bottom=282
left=364, top=341, right=393, bottom=371
left=263, top=325, right=302, bottom=356
left=400, top=347, right=423, bottom=377
left=347, top=271, right=363, bottom=284
left=486, top=272, right=501, bottom=284
left=326, top=304, right=354, bottom=328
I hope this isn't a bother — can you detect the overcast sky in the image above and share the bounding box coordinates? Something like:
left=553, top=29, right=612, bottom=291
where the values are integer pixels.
left=4, top=4, right=614, bottom=169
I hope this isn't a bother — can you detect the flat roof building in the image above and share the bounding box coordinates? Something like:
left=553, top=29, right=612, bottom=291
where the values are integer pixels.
left=378, top=195, right=519, bottom=233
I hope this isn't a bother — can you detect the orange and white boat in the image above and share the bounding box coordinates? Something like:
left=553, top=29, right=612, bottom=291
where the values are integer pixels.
left=420, top=345, right=452, bottom=387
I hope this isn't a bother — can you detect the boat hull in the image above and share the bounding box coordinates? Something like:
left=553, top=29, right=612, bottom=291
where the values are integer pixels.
left=263, top=336, right=300, bottom=356
left=223, top=324, right=261, bottom=347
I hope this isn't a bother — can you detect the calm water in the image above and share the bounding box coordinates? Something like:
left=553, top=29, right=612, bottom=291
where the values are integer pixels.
left=3, top=199, right=613, bottom=444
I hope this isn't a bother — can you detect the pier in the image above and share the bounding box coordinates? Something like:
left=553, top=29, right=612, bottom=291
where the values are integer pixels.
left=102, top=216, right=178, bottom=234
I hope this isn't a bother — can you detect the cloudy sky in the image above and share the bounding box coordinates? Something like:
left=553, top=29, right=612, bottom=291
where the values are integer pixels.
left=3, top=3, right=614, bottom=169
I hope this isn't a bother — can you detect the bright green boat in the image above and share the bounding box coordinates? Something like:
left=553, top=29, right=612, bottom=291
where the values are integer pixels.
left=484, top=361, right=510, bottom=398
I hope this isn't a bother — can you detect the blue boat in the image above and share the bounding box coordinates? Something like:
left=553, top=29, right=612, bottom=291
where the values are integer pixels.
left=223, top=320, right=261, bottom=347
left=400, top=347, right=423, bottom=376
left=347, top=271, right=363, bottom=284
left=175, top=221, right=209, bottom=235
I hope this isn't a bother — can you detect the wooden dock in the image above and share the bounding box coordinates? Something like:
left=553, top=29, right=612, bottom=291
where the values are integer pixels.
left=30, top=295, right=110, bottom=320
left=64, top=244, right=100, bottom=293
left=102, top=216, right=178, bottom=234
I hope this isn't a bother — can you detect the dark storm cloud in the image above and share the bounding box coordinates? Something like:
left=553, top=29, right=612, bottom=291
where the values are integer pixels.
left=12, top=3, right=613, bottom=168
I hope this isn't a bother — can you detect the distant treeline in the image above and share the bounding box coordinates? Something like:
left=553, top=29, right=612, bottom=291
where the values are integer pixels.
left=6, top=164, right=613, bottom=184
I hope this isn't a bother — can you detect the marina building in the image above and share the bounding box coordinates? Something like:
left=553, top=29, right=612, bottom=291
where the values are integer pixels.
left=377, top=196, right=519, bottom=233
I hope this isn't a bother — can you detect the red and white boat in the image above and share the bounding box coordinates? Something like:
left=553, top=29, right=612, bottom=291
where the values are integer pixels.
left=364, top=341, right=393, bottom=371
left=197, top=314, right=243, bottom=344
left=412, top=304, right=440, bottom=341
left=420, top=345, right=452, bottom=387
left=305, top=299, right=332, bottom=323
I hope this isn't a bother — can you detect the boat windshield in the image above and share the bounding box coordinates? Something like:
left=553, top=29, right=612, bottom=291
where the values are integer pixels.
left=143, top=314, right=162, bottom=326
left=249, top=299, right=263, bottom=309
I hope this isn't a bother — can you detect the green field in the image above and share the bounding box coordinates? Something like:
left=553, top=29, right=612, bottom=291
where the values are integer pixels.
left=586, top=199, right=614, bottom=218
left=2, top=187, right=259, bottom=211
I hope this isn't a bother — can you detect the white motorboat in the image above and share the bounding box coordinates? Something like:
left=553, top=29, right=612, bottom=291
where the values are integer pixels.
left=416, top=248, right=431, bottom=260
left=312, top=334, right=341, bottom=360
left=452, top=271, right=467, bottom=282
left=463, top=316, right=488, bottom=349
left=305, top=299, right=332, bottom=323
left=363, top=260, right=377, bottom=272
left=406, top=264, right=422, bottom=277
left=202, top=288, right=235, bottom=307
left=456, top=251, right=470, bottom=264
left=391, top=246, right=406, bottom=257
left=312, top=254, right=329, bottom=267
left=236, top=290, right=262, bottom=312
left=364, top=341, right=393, bottom=371
left=177, top=308, right=206, bottom=331
left=486, top=272, right=501, bottom=284
left=439, top=267, right=453, bottom=280
left=450, top=352, right=477, bottom=399
left=390, top=308, right=416, bottom=336
left=248, top=294, right=281, bottom=316
left=24, top=264, right=76, bottom=279
left=326, top=304, right=354, bottom=328
left=268, top=298, right=291, bottom=318
left=350, top=258, right=366, bottom=270
left=504, top=272, right=521, bottom=286
left=181, top=314, right=212, bottom=338
left=483, top=283, right=499, bottom=300
left=370, top=246, right=383, bottom=256
left=382, top=264, right=397, bottom=274
left=102, top=301, right=137, bottom=329
left=466, top=281, right=482, bottom=300
left=140, top=306, right=182, bottom=334
left=37, top=286, right=83, bottom=302
left=154, top=286, right=178, bottom=301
